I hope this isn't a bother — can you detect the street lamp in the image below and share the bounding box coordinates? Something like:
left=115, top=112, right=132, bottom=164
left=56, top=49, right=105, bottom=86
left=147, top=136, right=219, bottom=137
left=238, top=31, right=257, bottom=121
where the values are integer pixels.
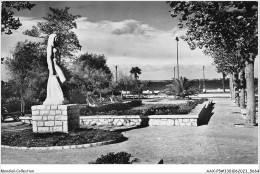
left=115, top=65, right=118, bottom=83
left=175, top=36, right=180, bottom=79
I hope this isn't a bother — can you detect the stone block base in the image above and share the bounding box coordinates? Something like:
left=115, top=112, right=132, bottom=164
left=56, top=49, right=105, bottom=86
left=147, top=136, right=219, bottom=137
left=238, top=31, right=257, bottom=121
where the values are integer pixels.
left=31, top=104, right=79, bottom=133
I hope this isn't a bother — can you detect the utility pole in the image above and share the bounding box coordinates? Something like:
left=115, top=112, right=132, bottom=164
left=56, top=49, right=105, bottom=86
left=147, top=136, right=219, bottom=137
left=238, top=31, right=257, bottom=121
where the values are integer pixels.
left=174, top=67, right=176, bottom=79
left=175, top=37, right=180, bottom=79
left=115, top=65, right=118, bottom=83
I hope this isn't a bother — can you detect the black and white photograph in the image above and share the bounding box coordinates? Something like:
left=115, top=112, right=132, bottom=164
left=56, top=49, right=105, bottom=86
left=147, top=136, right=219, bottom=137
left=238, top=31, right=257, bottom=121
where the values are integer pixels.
left=1, top=1, right=258, bottom=173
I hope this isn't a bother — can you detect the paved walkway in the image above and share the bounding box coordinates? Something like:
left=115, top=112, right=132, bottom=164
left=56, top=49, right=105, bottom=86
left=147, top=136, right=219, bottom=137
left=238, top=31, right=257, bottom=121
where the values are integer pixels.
left=1, top=98, right=258, bottom=164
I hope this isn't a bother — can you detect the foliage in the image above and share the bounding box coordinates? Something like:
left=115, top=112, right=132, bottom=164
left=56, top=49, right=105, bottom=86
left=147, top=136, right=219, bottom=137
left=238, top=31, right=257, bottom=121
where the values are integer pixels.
left=109, top=80, right=120, bottom=95
left=89, top=152, right=132, bottom=164
left=130, top=66, right=142, bottom=80
left=118, top=72, right=134, bottom=92
left=80, top=100, right=142, bottom=115
left=70, top=53, right=112, bottom=99
left=4, top=41, right=47, bottom=112
left=166, top=77, right=195, bottom=98
left=80, top=99, right=207, bottom=116
left=23, top=7, right=81, bottom=62
left=167, top=1, right=257, bottom=124
left=1, top=1, right=35, bottom=34
left=1, top=80, right=18, bottom=104
left=3, top=40, right=72, bottom=107
left=167, top=1, right=257, bottom=61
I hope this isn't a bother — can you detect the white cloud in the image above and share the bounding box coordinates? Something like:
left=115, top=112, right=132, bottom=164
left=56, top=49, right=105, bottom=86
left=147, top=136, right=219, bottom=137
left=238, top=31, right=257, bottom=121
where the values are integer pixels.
left=72, top=17, right=227, bottom=80
left=76, top=18, right=156, bottom=36
left=75, top=17, right=213, bottom=64
left=1, top=17, right=43, bottom=57
left=2, top=17, right=257, bottom=81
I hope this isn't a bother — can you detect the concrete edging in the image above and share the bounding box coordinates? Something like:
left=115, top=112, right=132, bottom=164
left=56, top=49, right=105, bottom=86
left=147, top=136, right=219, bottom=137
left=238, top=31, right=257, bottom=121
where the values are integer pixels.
left=1, top=139, right=116, bottom=150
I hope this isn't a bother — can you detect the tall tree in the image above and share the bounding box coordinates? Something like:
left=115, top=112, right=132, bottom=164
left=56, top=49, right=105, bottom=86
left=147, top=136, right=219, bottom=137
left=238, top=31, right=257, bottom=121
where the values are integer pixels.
left=71, top=53, right=112, bottom=101
left=23, top=7, right=81, bottom=63
left=1, top=1, right=35, bottom=34
left=130, top=66, right=142, bottom=80
left=5, top=41, right=46, bottom=114
left=167, top=1, right=258, bottom=125
left=205, top=47, right=245, bottom=106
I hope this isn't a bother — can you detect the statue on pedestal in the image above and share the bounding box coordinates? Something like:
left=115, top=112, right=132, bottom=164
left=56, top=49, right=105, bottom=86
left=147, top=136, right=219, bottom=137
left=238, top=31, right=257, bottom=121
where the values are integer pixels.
left=43, top=33, right=66, bottom=105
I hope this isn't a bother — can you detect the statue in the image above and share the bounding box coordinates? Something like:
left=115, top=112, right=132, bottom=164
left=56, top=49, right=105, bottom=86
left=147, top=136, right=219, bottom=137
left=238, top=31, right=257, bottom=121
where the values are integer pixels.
left=43, top=33, right=66, bottom=105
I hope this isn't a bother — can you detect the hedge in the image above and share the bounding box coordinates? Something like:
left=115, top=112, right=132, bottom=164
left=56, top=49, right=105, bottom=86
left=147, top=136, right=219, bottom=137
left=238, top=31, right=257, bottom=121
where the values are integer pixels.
left=80, top=98, right=207, bottom=116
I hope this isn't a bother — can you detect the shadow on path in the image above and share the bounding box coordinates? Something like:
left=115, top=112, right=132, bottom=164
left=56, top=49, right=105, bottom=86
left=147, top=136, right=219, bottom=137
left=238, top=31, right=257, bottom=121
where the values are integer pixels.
left=197, top=102, right=215, bottom=126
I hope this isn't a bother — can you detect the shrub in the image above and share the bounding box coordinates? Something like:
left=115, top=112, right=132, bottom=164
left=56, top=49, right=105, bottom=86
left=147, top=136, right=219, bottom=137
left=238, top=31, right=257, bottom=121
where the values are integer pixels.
left=80, top=100, right=142, bottom=115
left=89, top=152, right=132, bottom=164
left=165, top=77, right=195, bottom=98
left=80, top=99, right=208, bottom=116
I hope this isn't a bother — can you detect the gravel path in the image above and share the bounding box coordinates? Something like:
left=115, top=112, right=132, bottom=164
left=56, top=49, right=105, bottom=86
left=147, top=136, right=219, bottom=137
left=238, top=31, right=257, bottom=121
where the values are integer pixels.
left=1, top=98, right=258, bottom=164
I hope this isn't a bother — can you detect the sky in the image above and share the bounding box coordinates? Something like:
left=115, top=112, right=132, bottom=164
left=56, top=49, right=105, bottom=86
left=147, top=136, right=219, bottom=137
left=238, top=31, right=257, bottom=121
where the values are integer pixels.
left=1, top=1, right=258, bottom=81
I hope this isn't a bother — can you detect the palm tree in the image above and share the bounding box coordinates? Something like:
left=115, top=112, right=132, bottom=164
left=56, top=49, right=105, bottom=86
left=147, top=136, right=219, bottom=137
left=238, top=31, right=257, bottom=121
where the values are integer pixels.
left=130, top=67, right=141, bottom=80
left=166, top=77, right=195, bottom=98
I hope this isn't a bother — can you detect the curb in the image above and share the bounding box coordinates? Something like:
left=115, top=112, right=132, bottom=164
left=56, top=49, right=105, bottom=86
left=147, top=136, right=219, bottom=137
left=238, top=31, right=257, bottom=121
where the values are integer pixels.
left=1, top=139, right=115, bottom=150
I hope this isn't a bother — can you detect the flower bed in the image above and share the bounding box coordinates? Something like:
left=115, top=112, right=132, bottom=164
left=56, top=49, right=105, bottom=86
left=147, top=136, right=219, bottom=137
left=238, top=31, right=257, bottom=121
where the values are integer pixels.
left=1, top=129, right=125, bottom=147
left=80, top=100, right=142, bottom=115
left=80, top=98, right=210, bottom=127
left=80, top=98, right=207, bottom=116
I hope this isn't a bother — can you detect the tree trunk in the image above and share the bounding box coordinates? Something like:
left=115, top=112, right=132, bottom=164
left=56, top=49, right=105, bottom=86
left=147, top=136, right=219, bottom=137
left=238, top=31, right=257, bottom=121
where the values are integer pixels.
left=233, top=72, right=240, bottom=107
left=229, top=74, right=234, bottom=100
left=239, top=69, right=246, bottom=109
left=240, top=88, right=246, bottom=109
left=21, top=83, right=25, bottom=116
left=99, top=92, right=102, bottom=102
left=222, top=73, right=226, bottom=93
left=245, top=61, right=256, bottom=126
left=222, top=72, right=226, bottom=93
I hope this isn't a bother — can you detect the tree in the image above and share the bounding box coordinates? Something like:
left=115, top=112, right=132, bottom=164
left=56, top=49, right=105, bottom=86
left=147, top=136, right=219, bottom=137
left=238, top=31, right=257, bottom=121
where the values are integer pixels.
left=71, top=53, right=112, bottom=102
left=167, top=1, right=258, bottom=125
left=205, top=47, right=245, bottom=107
left=5, top=41, right=47, bottom=114
left=1, top=80, right=18, bottom=105
left=109, top=80, right=119, bottom=96
left=118, top=72, right=134, bottom=99
left=130, top=67, right=142, bottom=80
left=131, top=80, right=151, bottom=100
left=23, top=7, right=81, bottom=63
left=166, top=77, right=195, bottom=99
left=1, top=1, right=35, bottom=34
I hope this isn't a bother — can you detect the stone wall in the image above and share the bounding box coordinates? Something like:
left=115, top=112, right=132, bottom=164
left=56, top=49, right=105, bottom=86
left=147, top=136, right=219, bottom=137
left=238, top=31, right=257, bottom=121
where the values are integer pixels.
left=80, top=115, right=198, bottom=127
left=80, top=101, right=210, bottom=127
left=31, top=104, right=79, bottom=133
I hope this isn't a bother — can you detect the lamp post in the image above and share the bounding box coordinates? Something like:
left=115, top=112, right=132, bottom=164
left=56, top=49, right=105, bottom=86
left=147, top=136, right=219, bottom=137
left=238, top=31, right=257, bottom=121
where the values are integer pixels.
left=175, top=36, right=180, bottom=79
left=203, top=66, right=206, bottom=92
left=115, top=65, right=118, bottom=83
left=174, top=66, right=176, bottom=79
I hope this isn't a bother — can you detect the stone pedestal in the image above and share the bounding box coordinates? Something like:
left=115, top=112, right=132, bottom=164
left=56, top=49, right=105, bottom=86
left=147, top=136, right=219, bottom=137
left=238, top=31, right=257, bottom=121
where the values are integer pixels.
left=31, top=104, right=80, bottom=133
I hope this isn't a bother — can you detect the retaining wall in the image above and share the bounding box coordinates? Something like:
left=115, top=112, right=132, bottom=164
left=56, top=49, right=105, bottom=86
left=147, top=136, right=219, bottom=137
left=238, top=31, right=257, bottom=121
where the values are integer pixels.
left=80, top=101, right=210, bottom=127
left=23, top=101, right=211, bottom=129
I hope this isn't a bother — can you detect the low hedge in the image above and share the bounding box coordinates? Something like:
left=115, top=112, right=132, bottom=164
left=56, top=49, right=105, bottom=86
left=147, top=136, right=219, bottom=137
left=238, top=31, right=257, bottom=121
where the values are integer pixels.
left=80, top=100, right=142, bottom=116
left=81, top=98, right=208, bottom=116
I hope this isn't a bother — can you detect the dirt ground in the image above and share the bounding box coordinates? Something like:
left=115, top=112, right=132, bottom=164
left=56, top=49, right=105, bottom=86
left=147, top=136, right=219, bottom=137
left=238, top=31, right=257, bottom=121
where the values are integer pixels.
left=1, top=98, right=258, bottom=164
